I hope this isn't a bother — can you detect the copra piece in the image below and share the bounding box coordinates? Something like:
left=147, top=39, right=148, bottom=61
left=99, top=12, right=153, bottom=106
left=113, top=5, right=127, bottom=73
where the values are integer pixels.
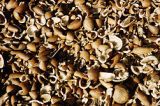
left=131, top=47, right=154, bottom=56
left=0, top=54, right=4, bottom=68
left=109, top=35, right=123, bottom=50
left=0, top=12, right=7, bottom=25
left=113, top=85, right=129, bottom=104
left=140, top=55, right=159, bottom=66
left=99, top=72, right=115, bottom=82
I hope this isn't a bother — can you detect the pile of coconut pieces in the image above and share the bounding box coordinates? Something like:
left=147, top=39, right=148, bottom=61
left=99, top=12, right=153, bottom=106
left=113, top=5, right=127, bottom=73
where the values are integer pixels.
left=0, top=0, right=160, bottom=105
